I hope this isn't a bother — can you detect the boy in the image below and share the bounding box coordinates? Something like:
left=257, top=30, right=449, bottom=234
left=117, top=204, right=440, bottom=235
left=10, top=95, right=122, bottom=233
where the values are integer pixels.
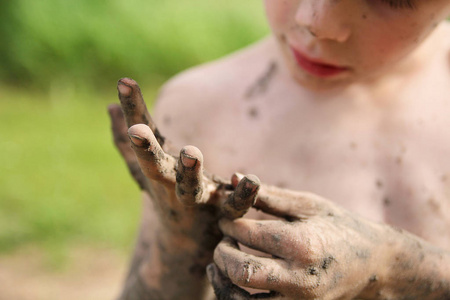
left=108, top=1, right=450, bottom=299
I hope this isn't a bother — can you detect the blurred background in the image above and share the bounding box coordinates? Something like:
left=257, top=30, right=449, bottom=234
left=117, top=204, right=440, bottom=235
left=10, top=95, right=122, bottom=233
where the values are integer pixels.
left=0, top=1, right=268, bottom=299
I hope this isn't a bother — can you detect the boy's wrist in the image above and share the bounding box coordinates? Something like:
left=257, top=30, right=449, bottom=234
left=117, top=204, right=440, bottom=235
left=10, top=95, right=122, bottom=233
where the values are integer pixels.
left=125, top=228, right=215, bottom=300
left=360, top=225, right=450, bottom=299
left=120, top=201, right=219, bottom=300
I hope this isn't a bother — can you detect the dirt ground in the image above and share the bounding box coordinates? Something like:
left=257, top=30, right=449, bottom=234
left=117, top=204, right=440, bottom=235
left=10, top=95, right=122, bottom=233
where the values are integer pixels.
left=0, top=246, right=127, bottom=300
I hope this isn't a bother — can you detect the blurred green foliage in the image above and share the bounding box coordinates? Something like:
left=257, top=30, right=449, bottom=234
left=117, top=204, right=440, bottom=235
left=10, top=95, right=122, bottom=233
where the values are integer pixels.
left=0, top=1, right=269, bottom=266
left=0, top=87, right=142, bottom=257
left=0, top=0, right=268, bottom=90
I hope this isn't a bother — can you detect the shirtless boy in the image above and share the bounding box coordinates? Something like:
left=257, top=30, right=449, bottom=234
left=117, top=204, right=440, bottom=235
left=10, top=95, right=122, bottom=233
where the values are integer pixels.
left=108, top=1, right=450, bottom=299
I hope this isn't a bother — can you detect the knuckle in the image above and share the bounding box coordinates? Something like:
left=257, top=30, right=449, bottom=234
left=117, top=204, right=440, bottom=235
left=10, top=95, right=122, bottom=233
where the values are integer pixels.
left=229, top=259, right=263, bottom=287
left=295, top=230, right=324, bottom=264
left=287, top=257, right=337, bottom=299
left=288, top=271, right=322, bottom=299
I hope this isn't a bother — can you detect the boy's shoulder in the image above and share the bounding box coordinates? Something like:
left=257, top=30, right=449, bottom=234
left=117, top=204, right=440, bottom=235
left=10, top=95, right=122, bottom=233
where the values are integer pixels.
left=156, top=36, right=276, bottom=107
left=153, top=37, right=277, bottom=146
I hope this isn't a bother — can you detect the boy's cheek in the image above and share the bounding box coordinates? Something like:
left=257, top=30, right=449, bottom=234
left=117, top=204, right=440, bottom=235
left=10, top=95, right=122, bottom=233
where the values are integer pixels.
left=356, top=17, right=432, bottom=63
left=264, top=0, right=296, bottom=32
left=356, top=34, right=415, bottom=71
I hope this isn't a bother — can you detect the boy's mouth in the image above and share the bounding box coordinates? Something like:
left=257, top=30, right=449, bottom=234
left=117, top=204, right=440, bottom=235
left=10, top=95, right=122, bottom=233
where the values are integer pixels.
left=290, top=46, right=350, bottom=78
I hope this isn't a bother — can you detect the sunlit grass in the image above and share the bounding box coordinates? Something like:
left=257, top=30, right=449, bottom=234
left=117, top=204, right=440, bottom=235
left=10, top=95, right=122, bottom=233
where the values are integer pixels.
left=0, top=84, right=161, bottom=260
left=1, top=0, right=269, bottom=89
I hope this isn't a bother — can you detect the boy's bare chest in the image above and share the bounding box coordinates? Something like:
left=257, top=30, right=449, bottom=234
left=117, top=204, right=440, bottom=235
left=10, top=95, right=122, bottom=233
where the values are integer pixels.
left=199, top=92, right=450, bottom=249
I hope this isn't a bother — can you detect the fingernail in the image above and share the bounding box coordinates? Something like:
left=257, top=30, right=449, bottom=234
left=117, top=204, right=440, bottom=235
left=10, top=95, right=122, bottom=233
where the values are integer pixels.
left=117, top=82, right=132, bottom=97
left=244, top=180, right=258, bottom=192
left=129, top=134, right=145, bottom=147
left=181, top=152, right=197, bottom=168
left=246, top=174, right=260, bottom=185
left=243, top=175, right=260, bottom=193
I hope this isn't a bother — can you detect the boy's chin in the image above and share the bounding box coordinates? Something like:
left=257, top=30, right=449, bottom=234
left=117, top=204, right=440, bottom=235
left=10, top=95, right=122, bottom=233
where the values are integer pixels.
left=290, top=71, right=357, bottom=92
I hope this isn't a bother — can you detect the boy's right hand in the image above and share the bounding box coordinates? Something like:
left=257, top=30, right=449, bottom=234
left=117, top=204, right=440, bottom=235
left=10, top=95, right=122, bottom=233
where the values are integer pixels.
left=108, top=78, right=260, bottom=299
left=108, top=77, right=259, bottom=256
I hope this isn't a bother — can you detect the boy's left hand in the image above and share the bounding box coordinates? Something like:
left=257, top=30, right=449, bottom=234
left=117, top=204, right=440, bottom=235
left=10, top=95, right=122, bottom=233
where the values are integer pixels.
left=207, top=183, right=393, bottom=299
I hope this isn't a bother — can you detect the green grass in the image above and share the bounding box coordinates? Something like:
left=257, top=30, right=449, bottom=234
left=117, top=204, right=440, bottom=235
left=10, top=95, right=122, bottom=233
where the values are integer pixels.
left=0, top=0, right=269, bottom=89
left=0, top=84, right=162, bottom=260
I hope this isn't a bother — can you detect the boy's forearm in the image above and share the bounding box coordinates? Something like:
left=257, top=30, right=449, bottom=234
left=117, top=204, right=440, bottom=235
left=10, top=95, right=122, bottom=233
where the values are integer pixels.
left=363, top=227, right=450, bottom=299
left=119, top=247, right=213, bottom=299
left=118, top=227, right=215, bottom=300
left=118, top=194, right=216, bottom=300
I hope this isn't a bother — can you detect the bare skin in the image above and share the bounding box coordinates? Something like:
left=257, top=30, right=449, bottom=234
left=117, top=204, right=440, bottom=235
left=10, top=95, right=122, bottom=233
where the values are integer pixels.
left=109, top=2, right=450, bottom=299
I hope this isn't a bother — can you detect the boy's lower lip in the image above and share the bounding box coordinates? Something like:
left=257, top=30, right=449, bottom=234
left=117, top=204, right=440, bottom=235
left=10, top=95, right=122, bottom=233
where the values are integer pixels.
left=290, top=47, right=350, bottom=78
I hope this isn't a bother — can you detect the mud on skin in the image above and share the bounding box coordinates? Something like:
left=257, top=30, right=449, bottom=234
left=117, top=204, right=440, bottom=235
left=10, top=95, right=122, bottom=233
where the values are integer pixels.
left=112, top=78, right=263, bottom=300
left=245, top=61, right=278, bottom=99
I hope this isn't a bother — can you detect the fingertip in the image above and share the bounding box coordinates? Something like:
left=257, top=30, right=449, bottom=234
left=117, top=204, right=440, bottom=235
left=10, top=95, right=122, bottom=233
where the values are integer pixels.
left=235, top=175, right=260, bottom=199
left=107, top=104, right=123, bottom=120
left=107, top=103, right=121, bottom=114
left=128, top=124, right=151, bottom=147
left=244, top=174, right=260, bottom=186
left=241, top=175, right=260, bottom=195
left=180, top=146, right=203, bottom=169
left=117, top=79, right=133, bottom=97
left=128, top=124, right=150, bottom=135
left=181, top=145, right=203, bottom=162
left=118, top=77, right=137, bottom=86
left=180, top=154, right=197, bottom=168
left=222, top=175, right=259, bottom=219
left=129, top=134, right=146, bottom=147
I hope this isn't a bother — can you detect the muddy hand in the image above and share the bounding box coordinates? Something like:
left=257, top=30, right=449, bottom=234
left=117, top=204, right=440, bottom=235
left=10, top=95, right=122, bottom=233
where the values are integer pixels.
left=109, top=78, right=259, bottom=228
left=209, top=184, right=393, bottom=299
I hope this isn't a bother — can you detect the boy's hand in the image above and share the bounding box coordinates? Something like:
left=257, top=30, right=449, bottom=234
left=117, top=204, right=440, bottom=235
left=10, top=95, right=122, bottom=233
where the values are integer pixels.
left=108, top=78, right=260, bottom=299
left=108, top=78, right=259, bottom=239
left=206, top=183, right=402, bottom=299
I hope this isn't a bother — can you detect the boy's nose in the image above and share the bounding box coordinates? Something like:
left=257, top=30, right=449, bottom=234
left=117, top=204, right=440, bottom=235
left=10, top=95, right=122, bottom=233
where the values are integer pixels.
left=295, top=0, right=352, bottom=43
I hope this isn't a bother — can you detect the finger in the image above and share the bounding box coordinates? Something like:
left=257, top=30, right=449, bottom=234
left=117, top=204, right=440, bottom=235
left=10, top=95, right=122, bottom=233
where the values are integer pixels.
left=108, top=104, right=148, bottom=190
left=214, top=237, right=287, bottom=291
left=219, top=218, right=303, bottom=260
left=175, top=145, right=205, bottom=206
left=254, top=185, right=323, bottom=220
left=222, top=175, right=260, bottom=219
left=128, top=124, right=176, bottom=186
left=231, top=172, right=244, bottom=188
left=117, top=78, right=166, bottom=147
left=207, top=263, right=281, bottom=300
